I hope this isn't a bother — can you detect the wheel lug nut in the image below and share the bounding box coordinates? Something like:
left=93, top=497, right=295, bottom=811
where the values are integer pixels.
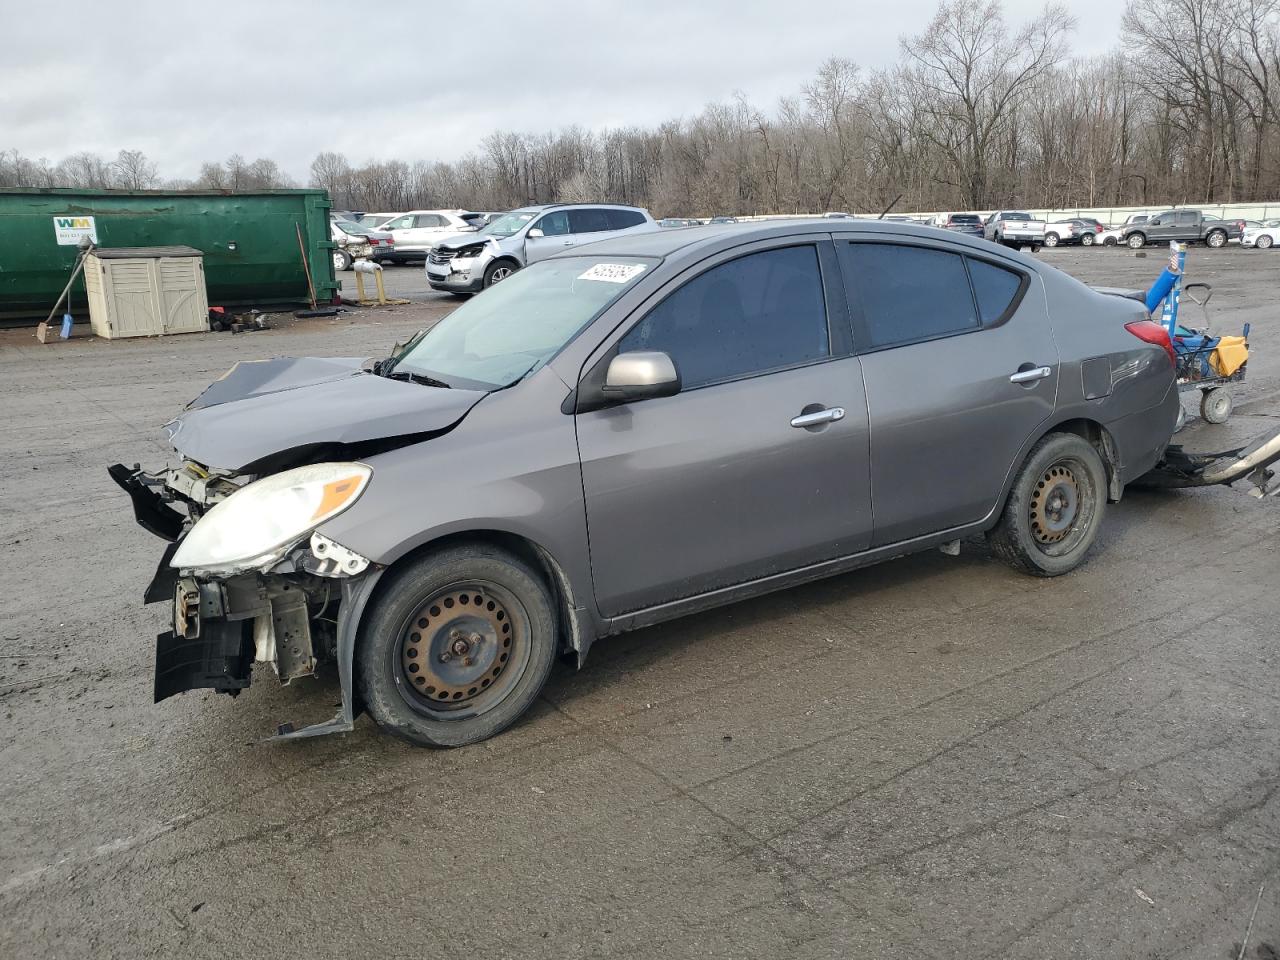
left=463, top=656, right=474, bottom=667
left=470, top=633, right=483, bottom=644
left=440, top=652, right=451, bottom=662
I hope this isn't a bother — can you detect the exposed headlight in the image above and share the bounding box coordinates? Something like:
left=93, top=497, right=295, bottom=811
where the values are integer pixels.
left=454, top=244, right=488, bottom=259
left=171, top=462, right=372, bottom=575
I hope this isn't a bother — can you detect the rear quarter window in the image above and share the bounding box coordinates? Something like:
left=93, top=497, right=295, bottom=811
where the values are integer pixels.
left=967, top=258, right=1025, bottom=325
left=840, top=243, right=978, bottom=349
left=607, top=209, right=647, bottom=229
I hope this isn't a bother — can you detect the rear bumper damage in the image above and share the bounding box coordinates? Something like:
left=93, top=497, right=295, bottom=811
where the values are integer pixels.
left=111, top=461, right=381, bottom=739
left=1137, top=427, right=1280, bottom=496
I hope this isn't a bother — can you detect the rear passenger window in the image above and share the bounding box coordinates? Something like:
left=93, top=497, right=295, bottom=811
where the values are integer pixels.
left=607, top=209, right=646, bottom=230
left=620, top=245, right=829, bottom=389
left=966, top=258, right=1023, bottom=324
left=569, top=208, right=612, bottom=233
left=841, top=243, right=977, bottom=349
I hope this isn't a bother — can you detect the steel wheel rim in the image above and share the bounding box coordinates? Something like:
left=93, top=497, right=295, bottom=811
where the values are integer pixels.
left=393, top=580, right=531, bottom=720
left=1028, top=457, right=1095, bottom=556
left=1206, top=391, right=1231, bottom=420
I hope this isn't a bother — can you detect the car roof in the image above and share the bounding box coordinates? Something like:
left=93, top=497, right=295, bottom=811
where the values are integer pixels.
left=552, top=217, right=1034, bottom=264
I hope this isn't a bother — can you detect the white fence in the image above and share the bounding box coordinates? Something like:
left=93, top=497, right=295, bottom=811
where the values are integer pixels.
left=746, top=201, right=1280, bottom=223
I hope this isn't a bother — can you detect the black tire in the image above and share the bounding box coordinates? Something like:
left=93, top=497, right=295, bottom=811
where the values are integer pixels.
left=333, top=250, right=353, bottom=272
left=1205, top=229, right=1227, bottom=248
left=483, top=259, right=518, bottom=289
left=1030, top=243, right=1042, bottom=253
left=355, top=543, right=558, bottom=748
left=1103, top=236, right=1118, bottom=246
left=1127, top=232, right=1147, bottom=249
left=989, top=433, right=1107, bottom=577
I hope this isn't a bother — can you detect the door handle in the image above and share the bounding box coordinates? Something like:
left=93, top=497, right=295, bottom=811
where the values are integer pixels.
left=1009, top=366, right=1052, bottom=384
left=790, top=407, right=845, bottom=428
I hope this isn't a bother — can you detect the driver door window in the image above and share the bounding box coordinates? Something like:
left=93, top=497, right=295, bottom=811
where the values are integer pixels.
left=536, top=212, right=571, bottom=236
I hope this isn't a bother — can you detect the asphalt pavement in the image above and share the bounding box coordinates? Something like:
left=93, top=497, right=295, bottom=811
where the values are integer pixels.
left=2, top=245, right=1279, bottom=959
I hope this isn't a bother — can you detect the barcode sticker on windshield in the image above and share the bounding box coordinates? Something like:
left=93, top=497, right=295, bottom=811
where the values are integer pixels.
left=578, top=263, right=646, bottom=283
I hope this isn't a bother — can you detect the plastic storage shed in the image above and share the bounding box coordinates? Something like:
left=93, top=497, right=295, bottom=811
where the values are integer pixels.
left=84, top=246, right=210, bottom=339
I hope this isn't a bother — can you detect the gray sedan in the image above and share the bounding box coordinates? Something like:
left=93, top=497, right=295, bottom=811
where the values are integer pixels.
left=111, top=220, right=1180, bottom=747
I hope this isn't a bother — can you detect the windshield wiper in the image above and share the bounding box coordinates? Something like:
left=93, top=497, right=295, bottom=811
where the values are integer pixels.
left=384, top=369, right=452, bottom=389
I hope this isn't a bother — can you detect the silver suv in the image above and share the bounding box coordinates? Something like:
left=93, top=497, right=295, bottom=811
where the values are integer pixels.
left=426, top=203, right=657, bottom=294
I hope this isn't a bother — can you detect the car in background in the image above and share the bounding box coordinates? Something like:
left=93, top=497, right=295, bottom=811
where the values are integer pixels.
left=1043, top=218, right=1102, bottom=248
left=934, top=213, right=985, bottom=239
left=426, top=203, right=657, bottom=294
left=380, top=210, right=482, bottom=262
left=1121, top=209, right=1244, bottom=248
left=1242, top=222, right=1280, bottom=249
left=330, top=218, right=395, bottom=271
left=115, top=218, right=1180, bottom=747
left=708, top=216, right=738, bottom=224
left=658, top=218, right=701, bottom=228
left=359, top=212, right=402, bottom=228
left=1074, top=218, right=1106, bottom=245
left=984, top=211, right=1046, bottom=250
left=1098, top=214, right=1150, bottom=246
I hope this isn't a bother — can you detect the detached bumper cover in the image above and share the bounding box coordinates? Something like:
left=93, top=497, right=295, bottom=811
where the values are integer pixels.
left=108, top=463, right=185, bottom=541
left=154, top=619, right=253, bottom=702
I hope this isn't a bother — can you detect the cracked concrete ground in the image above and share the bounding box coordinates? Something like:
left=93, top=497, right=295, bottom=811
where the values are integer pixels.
left=2, top=247, right=1278, bottom=959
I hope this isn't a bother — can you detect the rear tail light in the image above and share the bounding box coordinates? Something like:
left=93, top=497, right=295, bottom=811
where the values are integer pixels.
left=1125, top=320, right=1176, bottom=367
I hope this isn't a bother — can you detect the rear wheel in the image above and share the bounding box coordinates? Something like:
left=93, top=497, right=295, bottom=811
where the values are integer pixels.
left=355, top=543, right=558, bottom=747
left=1200, top=387, right=1233, bottom=424
left=1044, top=232, right=1060, bottom=248
left=1205, top=229, right=1227, bottom=248
left=1127, top=233, right=1147, bottom=249
left=1103, top=236, right=1118, bottom=246
left=333, top=250, right=353, bottom=272
left=989, top=433, right=1107, bottom=577
left=1080, top=233, right=1094, bottom=246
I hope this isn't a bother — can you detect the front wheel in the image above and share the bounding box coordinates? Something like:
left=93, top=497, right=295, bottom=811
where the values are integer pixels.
left=1080, top=233, right=1094, bottom=246
left=1127, top=233, right=1147, bottom=249
left=989, top=433, right=1107, bottom=577
left=483, top=260, right=517, bottom=289
left=1258, top=234, right=1274, bottom=249
left=1043, top=232, right=1060, bottom=248
left=355, top=543, right=558, bottom=747
left=1205, top=229, right=1227, bottom=248
left=1103, top=236, right=1118, bottom=246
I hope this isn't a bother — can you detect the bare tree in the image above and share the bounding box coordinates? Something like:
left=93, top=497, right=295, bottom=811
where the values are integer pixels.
left=111, top=149, right=158, bottom=190
left=900, top=0, right=1075, bottom=207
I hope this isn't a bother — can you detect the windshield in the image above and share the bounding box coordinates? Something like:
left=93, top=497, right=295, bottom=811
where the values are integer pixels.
left=334, top=220, right=368, bottom=235
left=392, top=256, right=654, bottom=389
left=477, top=211, right=538, bottom=238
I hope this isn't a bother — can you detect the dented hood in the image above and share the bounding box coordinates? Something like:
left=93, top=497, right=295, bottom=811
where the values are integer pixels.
left=165, top=357, right=486, bottom=471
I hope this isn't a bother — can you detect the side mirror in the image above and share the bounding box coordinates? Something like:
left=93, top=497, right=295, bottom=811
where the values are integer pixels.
left=1150, top=219, right=1162, bottom=226
left=527, top=227, right=544, bottom=238
left=573, top=350, right=681, bottom=413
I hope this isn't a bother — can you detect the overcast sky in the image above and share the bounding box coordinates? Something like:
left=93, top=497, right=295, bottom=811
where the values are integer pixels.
left=2, top=0, right=1125, bottom=182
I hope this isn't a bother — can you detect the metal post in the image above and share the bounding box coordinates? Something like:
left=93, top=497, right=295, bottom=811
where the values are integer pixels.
left=1158, top=243, right=1187, bottom=334
left=374, top=269, right=387, bottom=305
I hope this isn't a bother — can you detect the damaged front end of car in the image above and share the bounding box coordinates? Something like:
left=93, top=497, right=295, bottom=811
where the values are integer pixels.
left=109, top=456, right=381, bottom=738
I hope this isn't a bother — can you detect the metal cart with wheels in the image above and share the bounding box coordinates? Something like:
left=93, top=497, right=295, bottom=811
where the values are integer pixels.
left=1170, top=281, right=1250, bottom=426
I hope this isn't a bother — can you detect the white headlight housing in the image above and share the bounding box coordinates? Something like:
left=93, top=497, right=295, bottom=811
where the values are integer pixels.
left=171, top=462, right=372, bottom=575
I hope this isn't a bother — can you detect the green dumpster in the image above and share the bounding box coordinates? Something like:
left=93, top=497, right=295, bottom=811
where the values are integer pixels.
left=0, top=188, right=338, bottom=322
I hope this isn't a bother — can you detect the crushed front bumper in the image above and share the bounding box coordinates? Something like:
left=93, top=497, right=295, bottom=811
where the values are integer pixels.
left=110, top=462, right=381, bottom=739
